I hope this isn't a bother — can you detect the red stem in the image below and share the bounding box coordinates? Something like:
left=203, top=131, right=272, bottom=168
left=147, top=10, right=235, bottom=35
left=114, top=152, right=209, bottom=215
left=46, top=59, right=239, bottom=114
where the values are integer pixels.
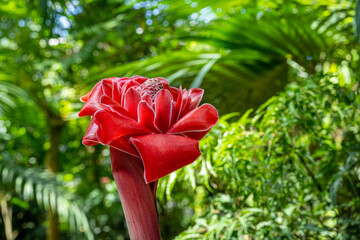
left=110, top=147, right=161, bottom=240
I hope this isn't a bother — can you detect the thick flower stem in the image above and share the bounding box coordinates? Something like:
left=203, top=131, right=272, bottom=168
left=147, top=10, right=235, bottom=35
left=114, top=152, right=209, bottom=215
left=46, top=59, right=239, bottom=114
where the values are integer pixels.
left=110, top=147, right=161, bottom=240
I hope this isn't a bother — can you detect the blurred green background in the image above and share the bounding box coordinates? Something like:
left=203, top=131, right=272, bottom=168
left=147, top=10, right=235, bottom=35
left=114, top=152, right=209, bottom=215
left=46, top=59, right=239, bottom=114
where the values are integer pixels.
left=0, top=0, right=359, bottom=239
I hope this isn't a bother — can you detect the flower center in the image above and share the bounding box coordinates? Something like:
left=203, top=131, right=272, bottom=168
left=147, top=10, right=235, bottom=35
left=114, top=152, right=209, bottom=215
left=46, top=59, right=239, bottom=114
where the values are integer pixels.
left=137, top=78, right=164, bottom=101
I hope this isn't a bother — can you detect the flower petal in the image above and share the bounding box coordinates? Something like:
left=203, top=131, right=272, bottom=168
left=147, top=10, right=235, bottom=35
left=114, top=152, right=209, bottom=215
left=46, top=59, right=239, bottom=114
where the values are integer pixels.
left=182, top=128, right=211, bottom=140
left=182, top=88, right=204, bottom=115
left=82, top=120, right=100, bottom=145
left=109, top=137, right=140, bottom=158
left=109, top=77, right=129, bottom=82
left=80, top=91, right=91, bottom=103
left=113, top=81, right=122, bottom=104
left=102, top=79, right=114, bottom=98
left=124, top=88, right=141, bottom=119
left=130, top=134, right=201, bottom=183
left=170, top=101, right=177, bottom=126
left=100, top=95, right=132, bottom=118
left=141, top=93, right=152, bottom=106
left=121, top=80, right=140, bottom=106
left=178, top=89, right=188, bottom=119
left=83, top=119, right=140, bottom=157
left=138, top=101, right=160, bottom=133
left=169, top=86, right=180, bottom=100
left=94, top=109, right=152, bottom=144
left=166, top=104, right=219, bottom=135
left=132, top=76, right=149, bottom=85
left=154, top=89, right=173, bottom=133
left=79, top=82, right=103, bottom=117
left=175, top=86, right=183, bottom=120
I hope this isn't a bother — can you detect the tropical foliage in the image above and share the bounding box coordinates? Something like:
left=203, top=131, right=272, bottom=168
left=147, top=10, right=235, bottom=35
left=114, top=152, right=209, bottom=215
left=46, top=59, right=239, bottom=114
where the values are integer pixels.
left=173, top=74, right=360, bottom=239
left=0, top=0, right=359, bottom=239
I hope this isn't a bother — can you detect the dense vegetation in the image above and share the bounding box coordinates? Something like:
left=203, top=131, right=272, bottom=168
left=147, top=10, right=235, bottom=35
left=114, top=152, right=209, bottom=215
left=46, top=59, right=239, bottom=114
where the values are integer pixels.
left=173, top=75, right=360, bottom=239
left=0, top=0, right=359, bottom=239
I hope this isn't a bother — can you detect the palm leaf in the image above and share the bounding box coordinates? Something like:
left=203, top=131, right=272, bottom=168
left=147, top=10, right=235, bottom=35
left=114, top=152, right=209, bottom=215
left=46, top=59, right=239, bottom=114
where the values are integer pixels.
left=0, top=161, right=94, bottom=240
left=0, top=82, right=28, bottom=115
left=80, top=3, right=356, bottom=114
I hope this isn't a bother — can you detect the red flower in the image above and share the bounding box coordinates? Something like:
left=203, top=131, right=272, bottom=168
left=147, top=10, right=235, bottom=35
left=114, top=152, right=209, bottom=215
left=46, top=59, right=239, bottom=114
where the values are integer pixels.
left=79, top=76, right=218, bottom=183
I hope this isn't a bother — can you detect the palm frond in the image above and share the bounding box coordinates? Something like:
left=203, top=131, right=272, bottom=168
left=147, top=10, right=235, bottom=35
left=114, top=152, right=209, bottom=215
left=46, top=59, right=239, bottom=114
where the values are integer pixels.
left=0, top=82, right=28, bottom=115
left=0, top=161, right=94, bottom=240
left=80, top=3, right=357, bottom=114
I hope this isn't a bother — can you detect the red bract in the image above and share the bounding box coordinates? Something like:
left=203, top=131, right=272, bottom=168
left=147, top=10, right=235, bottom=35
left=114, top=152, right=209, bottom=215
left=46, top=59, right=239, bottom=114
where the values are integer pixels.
left=79, top=76, right=218, bottom=183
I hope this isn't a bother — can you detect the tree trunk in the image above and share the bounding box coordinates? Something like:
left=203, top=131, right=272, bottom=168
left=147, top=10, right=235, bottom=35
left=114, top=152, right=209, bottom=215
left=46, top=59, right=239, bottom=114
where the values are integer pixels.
left=46, top=209, right=60, bottom=240
left=0, top=192, right=18, bottom=240
left=44, top=118, right=65, bottom=240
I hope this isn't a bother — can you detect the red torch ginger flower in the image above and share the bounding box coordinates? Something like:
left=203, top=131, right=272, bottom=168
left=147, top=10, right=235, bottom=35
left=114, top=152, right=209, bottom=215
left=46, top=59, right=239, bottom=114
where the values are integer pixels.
left=79, top=76, right=218, bottom=183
